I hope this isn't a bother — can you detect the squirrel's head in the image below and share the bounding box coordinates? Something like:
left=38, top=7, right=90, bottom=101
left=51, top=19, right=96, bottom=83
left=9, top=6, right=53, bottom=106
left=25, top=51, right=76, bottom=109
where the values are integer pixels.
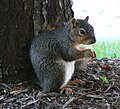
left=69, top=16, right=96, bottom=45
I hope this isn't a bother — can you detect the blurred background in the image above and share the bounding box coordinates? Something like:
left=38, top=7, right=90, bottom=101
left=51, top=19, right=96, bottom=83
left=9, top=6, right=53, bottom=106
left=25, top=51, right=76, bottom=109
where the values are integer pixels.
left=72, top=0, right=120, bottom=58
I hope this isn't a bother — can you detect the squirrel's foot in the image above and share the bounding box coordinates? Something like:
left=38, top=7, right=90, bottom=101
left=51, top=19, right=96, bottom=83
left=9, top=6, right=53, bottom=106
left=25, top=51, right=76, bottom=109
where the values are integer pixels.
left=60, top=79, right=85, bottom=94
left=67, top=79, right=86, bottom=86
left=60, top=87, right=74, bottom=95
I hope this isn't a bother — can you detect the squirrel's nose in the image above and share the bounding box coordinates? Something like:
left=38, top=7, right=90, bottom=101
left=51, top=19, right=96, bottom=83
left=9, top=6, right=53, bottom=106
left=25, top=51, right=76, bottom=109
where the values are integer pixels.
left=91, top=37, right=96, bottom=44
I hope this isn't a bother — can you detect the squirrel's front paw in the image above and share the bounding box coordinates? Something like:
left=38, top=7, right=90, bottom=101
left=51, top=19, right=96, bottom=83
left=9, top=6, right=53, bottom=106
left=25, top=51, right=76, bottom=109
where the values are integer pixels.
left=84, top=49, right=96, bottom=58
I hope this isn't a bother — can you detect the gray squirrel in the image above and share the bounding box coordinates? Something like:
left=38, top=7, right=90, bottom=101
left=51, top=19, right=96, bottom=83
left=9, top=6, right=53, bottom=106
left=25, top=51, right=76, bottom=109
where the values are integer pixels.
left=30, top=16, right=96, bottom=92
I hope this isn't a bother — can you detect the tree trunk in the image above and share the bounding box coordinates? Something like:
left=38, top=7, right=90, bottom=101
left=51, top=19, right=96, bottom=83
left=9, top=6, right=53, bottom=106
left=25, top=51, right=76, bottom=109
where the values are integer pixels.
left=0, top=0, right=34, bottom=82
left=0, top=0, right=74, bottom=83
left=33, top=0, right=74, bottom=35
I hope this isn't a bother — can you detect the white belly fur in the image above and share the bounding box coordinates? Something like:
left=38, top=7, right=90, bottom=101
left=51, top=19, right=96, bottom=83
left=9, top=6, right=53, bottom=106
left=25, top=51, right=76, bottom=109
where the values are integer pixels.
left=60, top=60, right=75, bottom=88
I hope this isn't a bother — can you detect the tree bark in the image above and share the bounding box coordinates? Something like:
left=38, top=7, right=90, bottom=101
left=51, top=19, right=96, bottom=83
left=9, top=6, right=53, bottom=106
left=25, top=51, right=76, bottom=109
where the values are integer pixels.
left=0, top=0, right=74, bottom=83
left=33, top=0, right=74, bottom=35
left=0, top=0, right=34, bottom=82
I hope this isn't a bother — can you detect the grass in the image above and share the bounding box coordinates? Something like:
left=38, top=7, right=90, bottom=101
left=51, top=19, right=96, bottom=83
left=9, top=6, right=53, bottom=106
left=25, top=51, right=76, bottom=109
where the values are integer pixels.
left=92, top=41, right=120, bottom=58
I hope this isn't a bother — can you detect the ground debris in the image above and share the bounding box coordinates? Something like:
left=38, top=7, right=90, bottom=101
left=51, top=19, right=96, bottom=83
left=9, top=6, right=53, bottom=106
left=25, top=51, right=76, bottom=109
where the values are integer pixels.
left=0, top=58, right=120, bottom=109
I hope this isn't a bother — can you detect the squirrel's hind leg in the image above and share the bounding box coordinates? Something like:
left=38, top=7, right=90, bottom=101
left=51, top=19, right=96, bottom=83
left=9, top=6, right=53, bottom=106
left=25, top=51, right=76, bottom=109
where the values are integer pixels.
left=39, top=63, right=65, bottom=93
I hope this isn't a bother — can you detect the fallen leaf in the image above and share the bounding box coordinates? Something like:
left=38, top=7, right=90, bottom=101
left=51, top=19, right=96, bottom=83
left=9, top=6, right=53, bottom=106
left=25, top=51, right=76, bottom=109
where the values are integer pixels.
left=100, top=75, right=109, bottom=84
left=105, top=64, right=112, bottom=69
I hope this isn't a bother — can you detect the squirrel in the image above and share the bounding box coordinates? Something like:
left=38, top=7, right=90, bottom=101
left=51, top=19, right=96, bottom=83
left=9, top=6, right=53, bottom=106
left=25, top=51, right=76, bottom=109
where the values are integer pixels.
left=30, top=16, right=96, bottom=92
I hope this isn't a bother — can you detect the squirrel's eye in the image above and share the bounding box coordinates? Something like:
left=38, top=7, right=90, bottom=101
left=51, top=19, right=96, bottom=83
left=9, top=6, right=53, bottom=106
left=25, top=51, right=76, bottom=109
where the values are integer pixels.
left=79, top=28, right=86, bottom=35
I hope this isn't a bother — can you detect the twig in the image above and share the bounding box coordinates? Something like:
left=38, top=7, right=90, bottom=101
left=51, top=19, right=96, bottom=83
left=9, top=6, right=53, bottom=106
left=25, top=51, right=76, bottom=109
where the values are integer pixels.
left=10, top=89, right=28, bottom=95
left=62, top=89, right=100, bottom=108
left=21, top=99, right=39, bottom=109
left=0, top=82, right=11, bottom=90
left=62, top=97, right=75, bottom=109
left=13, top=79, right=35, bottom=87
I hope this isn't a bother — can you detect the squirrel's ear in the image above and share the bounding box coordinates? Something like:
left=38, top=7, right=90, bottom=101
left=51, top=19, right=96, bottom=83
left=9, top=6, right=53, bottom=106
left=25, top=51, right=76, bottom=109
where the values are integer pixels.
left=70, top=18, right=78, bottom=28
left=84, top=16, right=89, bottom=22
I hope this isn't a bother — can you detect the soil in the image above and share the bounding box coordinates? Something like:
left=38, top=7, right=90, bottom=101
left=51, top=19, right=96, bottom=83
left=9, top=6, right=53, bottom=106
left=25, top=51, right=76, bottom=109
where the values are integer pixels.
left=0, top=58, right=120, bottom=109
